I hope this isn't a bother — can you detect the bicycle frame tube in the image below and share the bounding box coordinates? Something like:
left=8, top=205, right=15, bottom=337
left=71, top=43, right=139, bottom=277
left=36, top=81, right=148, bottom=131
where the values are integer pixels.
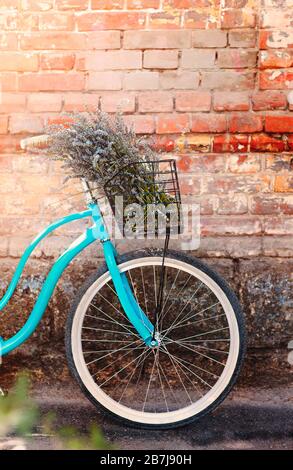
left=0, top=202, right=154, bottom=357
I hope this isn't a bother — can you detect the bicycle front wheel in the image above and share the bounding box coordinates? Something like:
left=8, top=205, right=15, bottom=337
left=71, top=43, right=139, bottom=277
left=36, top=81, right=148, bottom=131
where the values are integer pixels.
left=66, top=249, right=245, bottom=429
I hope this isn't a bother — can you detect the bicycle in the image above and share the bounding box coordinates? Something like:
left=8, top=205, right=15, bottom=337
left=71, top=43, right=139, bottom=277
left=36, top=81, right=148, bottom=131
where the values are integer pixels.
left=0, top=135, right=246, bottom=429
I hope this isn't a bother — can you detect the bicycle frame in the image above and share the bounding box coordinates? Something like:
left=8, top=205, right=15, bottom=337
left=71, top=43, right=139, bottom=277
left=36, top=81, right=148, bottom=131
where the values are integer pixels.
left=0, top=201, right=155, bottom=357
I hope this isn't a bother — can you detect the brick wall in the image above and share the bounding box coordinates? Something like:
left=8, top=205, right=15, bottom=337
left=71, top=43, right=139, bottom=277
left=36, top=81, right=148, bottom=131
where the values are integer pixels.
left=0, top=1, right=292, bottom=380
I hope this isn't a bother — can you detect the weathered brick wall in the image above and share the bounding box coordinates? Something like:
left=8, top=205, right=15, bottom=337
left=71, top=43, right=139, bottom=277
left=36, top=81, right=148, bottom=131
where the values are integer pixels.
left=0, top=1, right=292, bottom=381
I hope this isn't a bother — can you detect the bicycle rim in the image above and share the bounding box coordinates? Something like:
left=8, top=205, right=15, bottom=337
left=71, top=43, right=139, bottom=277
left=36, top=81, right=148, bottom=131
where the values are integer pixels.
left=70, top=256, right=241, bottom=426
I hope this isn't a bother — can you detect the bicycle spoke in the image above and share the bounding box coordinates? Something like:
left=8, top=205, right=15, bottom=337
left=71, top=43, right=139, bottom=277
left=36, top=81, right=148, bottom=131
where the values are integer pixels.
left=99, top=348, right=150, bottom=388
left=160, top=348, right=213, bottom=389
left=76, top=257, right=241, bottom=421
left=162, top=300, right=220, bottom=338
left=162, top=346, right=220, bottom=380
left=174, top=326, right=230, bottom=342
left=142, top=349, right=158, bottom=412
left=165, top=338, right=226, bottom=367
left=118, top=347, right=151, bottom=404
left=161, top=345, right=203, bottom=399
left=86, top=339, right=139, bottom=366
left=161, top=346, right=193, bottom=405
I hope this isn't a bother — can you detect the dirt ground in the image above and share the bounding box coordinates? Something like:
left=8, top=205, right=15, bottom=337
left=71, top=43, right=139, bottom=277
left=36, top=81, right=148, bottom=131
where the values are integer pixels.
left=0, top=377, right=290, bottom=451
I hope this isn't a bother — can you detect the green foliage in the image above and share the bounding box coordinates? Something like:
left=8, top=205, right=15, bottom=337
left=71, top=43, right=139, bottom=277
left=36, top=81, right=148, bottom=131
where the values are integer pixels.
left=0, top=374, right=38, bottom=438
left=45, top=111, right=158, bottom=193
left=56, top=424, right=113, bottom=451
left=0, top=375, right=112, bottom=450
left=45, top=111, right=177, bottom=234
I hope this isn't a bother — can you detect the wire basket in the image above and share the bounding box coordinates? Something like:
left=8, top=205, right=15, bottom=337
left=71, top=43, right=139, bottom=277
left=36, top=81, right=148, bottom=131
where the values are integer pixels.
left=104, top=159, right=182, bottom=237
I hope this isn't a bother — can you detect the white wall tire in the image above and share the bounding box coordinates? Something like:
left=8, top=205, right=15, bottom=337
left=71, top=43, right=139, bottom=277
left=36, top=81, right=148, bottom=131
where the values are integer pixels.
left=66, top=249, right=246, bottom=429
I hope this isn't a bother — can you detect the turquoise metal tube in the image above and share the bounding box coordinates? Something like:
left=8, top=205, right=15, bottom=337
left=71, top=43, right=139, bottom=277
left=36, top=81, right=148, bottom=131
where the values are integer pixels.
left=102, top=241, right=154, bottom=345
left=0, top=210, right=92, bottom=312
left=1, top=227, right=96, bottom=356
left=0, top=201, right=155, bottom=356
left=89, top=201, right=154, bottom=343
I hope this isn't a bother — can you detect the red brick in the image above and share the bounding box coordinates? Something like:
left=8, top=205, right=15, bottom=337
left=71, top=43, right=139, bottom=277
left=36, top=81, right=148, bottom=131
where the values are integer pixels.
left=265, top=115, right=293, bottom=133
left=56, top=0, right=88, bottom=9
left=259, top=50, right=293, bottom=69
left=138, top=92, right=173, bottom=113
left=0, top=135, right=21, bottom=153
left=0, top=93, right=26, bottom=113
left=19, top=73, right=85, bottom=91
left=185, top=9, right=218, bottom=29
left=251, top=195, right=293, bottom=214
left=217, top=194, right=248, bottom=215
left=9, top=114, right=44, bottom=134
left=203, top=174, right=270, bottom=193
left=274, top=175, right=293, bottom=193
left=0, top=116, right=8, bottom=134
left=27, top=93, right=63, bottom=112
left=175, top=134, right=212, bottom=153
left=181, top=49, right=215, bottom=68
left=124, top=30, right=191, bottom=49
left=77, top=12, right=146, bottom=31
left=91, top=0, right=123, bottom=8
left=260, top=70, right=293, bottom=90
left=229, top=114, right=263, bottom=133
left=19, top=13, right=39, bottom=32
left=201, top=217, right=261, bottom=236
left=191, top=114, right=227, bottom=133
left=0, top=72, right=17, bottom=91
left=79, top=51, right=142, bottom=71
left=213, top=134, right=249, bottom=153
left=264, top=217, right=293, bottom=235
left=252, top=91, right=287, bottom=111
left=0, top=33, right=18, bottom=50
left=87, top=31, right=121, bottom=49
left=201, top=71, right=255, bottom=90
left=176, top=155, right=226, bottom=173
left=88, top=71, right=122, bottom=90
left=20, top=32, right=87, bottom=50
left=127, top=0, right=160, bottom=7
left=175, top=91, right=211, bottom=112
left=144, top=50, right=178, bottom=69
left=178, top=175, right=201, bottom=195
left=0, top=53, right=38, bottom=72
left=149, top=11, right=181, bottom=29
left=40, top=53, right=75, bottom=70
left=192, top=30, right=227, bottom=48
left=214, top=92, right=250, bottom=111
left=260, top=30, right=293, bottom=50
left=124, top=115, right=155, bottom=134
left=261, top=10, right=293, bottom=28
left=221, top=10, right=256, bottom=29
left=39, top=13, right=74, bottom=31
left=251, top=134, right=285, bottom=152
left=20, top=0, right=53, bottom=10
left=124, top=71, right=159, bottom=90
left=168, top=0, right=217, bottom=7
left=229, top=29, right=256, bottom=47
left=217, top=50, right=257, bottom=68
left=156, top=114, right=190, bottom=134
left=228, top=155, right=261, bottom=173
left=160, top=71, right=199, bottom=89
left=63, top=93, right=100, bottom=112
left=100, top=93, right=136, bottom=113
left=0, top=0, right=18, bottom=8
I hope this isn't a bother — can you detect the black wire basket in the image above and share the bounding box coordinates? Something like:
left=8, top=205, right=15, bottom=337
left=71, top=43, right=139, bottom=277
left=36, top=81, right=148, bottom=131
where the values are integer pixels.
left=104, top=159, right=182, bottom=237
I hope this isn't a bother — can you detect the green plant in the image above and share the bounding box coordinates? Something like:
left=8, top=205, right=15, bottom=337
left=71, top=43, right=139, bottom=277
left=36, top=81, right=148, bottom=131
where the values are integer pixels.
left=0, top=375, right=112, bottom=450
left=45, top=111, right=157, bottom=193
left=45, top=110, right=176, bottom=233
left=0, top=375, right=38, bottom=439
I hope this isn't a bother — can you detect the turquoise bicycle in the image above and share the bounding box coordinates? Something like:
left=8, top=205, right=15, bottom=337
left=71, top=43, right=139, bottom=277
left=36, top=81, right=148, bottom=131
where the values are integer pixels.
left=0, top=136, right=246, bottom=429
